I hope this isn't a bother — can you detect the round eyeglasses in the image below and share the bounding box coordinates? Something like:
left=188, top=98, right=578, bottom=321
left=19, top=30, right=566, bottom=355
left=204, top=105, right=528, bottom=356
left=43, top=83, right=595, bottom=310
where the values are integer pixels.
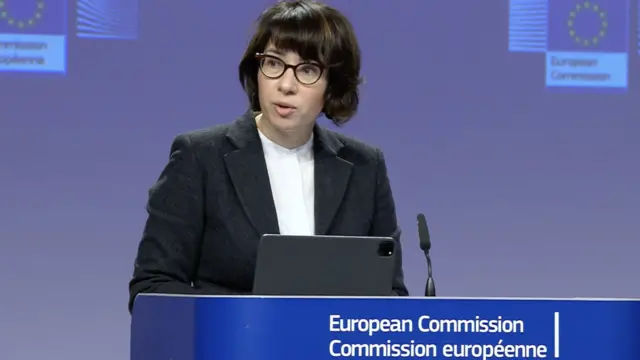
left=256, top=53, right=324, bottom=85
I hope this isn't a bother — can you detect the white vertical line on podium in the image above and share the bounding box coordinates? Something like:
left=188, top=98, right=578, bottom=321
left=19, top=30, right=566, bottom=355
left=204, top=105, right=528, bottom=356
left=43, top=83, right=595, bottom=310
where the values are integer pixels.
left=554, top=312, right=560, bottom=358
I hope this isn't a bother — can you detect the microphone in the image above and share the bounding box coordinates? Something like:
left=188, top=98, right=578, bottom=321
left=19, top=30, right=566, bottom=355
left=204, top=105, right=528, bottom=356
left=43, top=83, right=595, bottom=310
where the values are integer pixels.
left=417, top=213, right=436, bottom=297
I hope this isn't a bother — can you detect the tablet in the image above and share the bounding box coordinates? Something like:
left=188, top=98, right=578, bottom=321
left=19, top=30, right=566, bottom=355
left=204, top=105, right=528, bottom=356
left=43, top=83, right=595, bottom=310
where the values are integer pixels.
left=252, top=234, right=397, bottom=296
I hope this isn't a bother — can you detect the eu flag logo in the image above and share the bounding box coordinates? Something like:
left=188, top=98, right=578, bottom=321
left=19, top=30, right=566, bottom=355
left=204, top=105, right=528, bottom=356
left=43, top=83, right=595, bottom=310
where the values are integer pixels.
left=0, top=0, right=66, bottom=35
left=0, top=0, right=67, bottom=73
left=548, top=0, right=627, bottom=52
left=545, top=0, right=629, bottom=89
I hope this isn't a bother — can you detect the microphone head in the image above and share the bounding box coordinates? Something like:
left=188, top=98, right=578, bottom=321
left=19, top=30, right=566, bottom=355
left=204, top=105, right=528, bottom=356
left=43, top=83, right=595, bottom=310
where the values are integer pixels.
left=417, top=213, right=431, bottom=251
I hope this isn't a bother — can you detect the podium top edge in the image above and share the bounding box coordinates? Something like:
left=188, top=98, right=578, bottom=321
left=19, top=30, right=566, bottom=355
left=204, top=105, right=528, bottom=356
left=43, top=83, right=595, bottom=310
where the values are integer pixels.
left=136, top=294, right=640, bottom=302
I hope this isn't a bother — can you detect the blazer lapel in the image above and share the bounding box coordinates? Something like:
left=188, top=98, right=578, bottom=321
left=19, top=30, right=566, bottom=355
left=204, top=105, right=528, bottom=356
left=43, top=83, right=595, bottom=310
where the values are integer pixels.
left=313, top=126, right=353, bottom=235
left=223, top=111, right=280, bottom=236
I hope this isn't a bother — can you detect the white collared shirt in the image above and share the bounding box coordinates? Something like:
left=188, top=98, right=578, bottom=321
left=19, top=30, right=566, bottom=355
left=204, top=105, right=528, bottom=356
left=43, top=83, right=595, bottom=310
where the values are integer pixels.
left=258, top=130, right=315, bottom=236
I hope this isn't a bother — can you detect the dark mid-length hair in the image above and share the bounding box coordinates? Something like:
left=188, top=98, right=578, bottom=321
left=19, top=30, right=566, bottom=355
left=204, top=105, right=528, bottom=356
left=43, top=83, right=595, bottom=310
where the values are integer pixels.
left=238, top=0, right=363, bottom=126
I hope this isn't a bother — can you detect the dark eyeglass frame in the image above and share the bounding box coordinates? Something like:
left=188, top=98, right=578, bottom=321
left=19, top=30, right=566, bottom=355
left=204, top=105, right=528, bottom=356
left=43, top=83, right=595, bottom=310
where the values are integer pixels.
left=255, top=53, right=325, bottom=85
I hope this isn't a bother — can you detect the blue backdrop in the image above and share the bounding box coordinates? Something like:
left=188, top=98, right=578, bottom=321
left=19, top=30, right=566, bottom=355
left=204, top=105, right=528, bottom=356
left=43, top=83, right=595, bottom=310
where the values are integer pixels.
left=1, top=0, right=639, bottom=359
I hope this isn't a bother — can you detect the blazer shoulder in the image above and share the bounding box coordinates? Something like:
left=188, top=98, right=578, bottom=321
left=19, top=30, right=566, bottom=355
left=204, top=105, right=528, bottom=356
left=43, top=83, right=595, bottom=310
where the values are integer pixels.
left=325, top=129, right=382, bottom=164
left=175, top=123, right=231, bottom=147
left=162, top=123, right=237, bottom=171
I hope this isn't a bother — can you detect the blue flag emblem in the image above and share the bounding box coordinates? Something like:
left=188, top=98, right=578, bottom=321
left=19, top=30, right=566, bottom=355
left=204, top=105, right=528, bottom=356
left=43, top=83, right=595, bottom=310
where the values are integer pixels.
left=0, top=0, right=67, bottom=73
left=0, top=0, right=65, bottom=35
left=545, top=0, right=629, bottom=89
left=547, top=0, right=626, bottom=52
left=508, top=0, right=631, bottom=91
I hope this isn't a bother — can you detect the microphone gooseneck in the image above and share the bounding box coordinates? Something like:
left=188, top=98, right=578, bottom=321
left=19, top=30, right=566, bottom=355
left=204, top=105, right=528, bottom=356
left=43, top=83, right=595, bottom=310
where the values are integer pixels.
left=417, top=213, right=436, bottom=297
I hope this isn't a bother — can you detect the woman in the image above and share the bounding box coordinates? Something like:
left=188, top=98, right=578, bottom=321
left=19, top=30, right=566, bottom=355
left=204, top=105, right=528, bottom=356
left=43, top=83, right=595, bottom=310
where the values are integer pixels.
left=128, top=0, right=408, bottom=312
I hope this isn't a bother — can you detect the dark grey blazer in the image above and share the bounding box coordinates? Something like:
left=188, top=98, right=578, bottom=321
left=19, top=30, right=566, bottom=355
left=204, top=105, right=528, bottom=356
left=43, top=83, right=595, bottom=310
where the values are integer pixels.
left=128, top=110, right=408, bottom=312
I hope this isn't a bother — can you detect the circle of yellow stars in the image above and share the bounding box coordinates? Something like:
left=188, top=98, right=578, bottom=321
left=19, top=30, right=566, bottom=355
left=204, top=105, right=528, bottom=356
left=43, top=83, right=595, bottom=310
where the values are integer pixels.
left=0, top=1, right=45, bottom=28
left=568, top=1, right=608, bottom=46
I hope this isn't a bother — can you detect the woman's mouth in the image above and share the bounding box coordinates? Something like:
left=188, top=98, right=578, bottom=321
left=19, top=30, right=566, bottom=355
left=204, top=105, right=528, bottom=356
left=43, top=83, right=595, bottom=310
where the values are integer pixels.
left=274, top=103, right=296, bottom=117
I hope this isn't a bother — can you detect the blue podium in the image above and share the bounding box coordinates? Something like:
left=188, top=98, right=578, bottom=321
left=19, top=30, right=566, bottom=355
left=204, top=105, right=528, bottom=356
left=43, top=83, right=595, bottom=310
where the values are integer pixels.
left=131, top=294, right=640, bottom=359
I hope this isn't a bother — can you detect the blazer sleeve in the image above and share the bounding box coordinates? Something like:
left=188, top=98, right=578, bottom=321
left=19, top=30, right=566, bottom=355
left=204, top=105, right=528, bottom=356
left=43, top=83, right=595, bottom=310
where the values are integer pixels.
left=128, top=134, right=240, bottom=313
left=369, top=148, right=410, bottom=296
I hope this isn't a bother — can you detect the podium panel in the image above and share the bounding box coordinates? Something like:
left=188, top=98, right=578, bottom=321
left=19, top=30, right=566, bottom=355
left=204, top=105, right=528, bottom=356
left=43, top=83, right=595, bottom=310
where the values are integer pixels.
left=131, top=295, right=640, bottom=359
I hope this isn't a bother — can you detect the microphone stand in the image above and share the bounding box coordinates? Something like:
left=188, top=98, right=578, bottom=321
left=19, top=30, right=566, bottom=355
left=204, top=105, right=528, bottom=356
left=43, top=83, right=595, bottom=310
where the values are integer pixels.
left=425, top=250, right=436, bottom=297
left=417, top=213, right=436, bottom=297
